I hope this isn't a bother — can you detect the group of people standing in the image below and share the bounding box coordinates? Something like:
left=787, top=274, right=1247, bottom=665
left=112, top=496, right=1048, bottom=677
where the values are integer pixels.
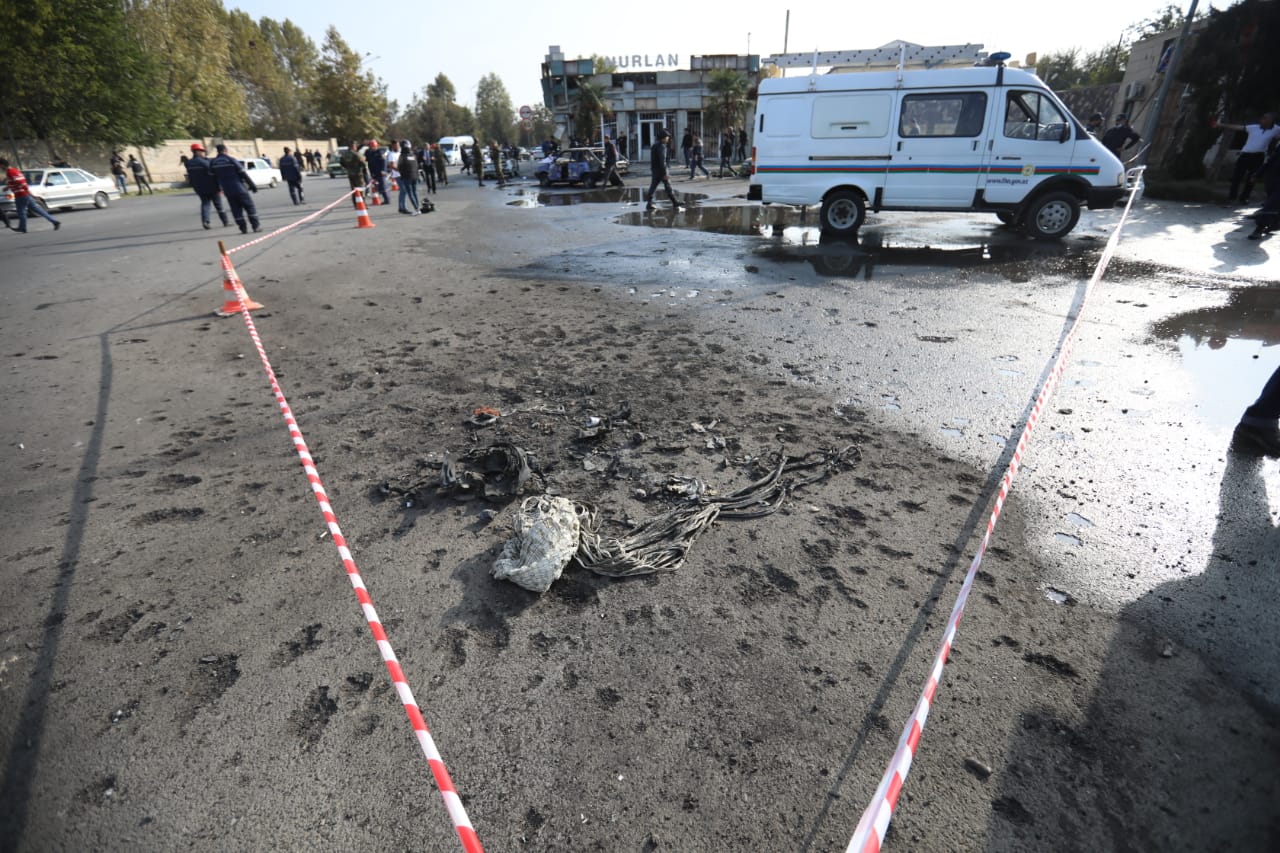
left=339, top=139, right=448, bottom=215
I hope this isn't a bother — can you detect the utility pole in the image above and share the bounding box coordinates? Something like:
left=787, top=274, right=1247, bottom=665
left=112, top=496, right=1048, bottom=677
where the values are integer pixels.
left=782, top=11, right=790, bottom=78
left=1141, top=0, right=1199, bottom=166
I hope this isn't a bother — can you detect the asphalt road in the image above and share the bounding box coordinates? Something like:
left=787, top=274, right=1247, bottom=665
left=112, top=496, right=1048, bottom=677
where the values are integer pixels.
left=1, top=172, right=1277, bottom=851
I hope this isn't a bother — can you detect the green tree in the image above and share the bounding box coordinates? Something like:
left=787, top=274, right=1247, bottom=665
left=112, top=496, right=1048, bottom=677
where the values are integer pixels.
left=707, top=68, right=749, bottom=135
left=312, top=27, right=390, bottom=143
left=475, top=73, right=515, bottom=144
left=0, top=0, right=175, bottom=158
left=1082, top=43, right=1126, bottom=86
left=592, top=55, right=618, bottom=74
left=1035, top=49, right=1086, bottom=90
left=224, top=13, right=319, bottom=137
left=127, top=0, right=249, bottom=137
left=572, top=79, right=609, bottom=142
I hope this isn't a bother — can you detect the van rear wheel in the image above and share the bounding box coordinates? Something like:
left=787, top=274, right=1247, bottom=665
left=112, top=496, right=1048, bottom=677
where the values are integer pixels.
left=819, top=190, right=865, bottom=237
left=1023, top=191, right=1080, bottom=240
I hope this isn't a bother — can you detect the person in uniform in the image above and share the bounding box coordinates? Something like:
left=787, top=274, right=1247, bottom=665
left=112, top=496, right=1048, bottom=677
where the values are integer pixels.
left=473, top=140, right=485, bottom=187
left=279, top=147, right=304, bottom=205
left=645, top=129, right=681, bottom=211
left=340, top=141, right=367, bottom=208
left=488, top=140, right=506, bottom=188
left=209, top=144, right=261, bottom=233
left=184, top=143, right=230, bottom=229
left=433, top=144, right=448, bottom=186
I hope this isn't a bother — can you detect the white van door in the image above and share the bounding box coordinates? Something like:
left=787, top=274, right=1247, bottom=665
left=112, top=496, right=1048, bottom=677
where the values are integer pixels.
left=982, top=89, right=1077, bottom=204
left=882, top=91, right=989, bottom=207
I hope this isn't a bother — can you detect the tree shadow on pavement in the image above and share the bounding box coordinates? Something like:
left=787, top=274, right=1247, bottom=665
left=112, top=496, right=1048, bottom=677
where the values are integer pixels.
left=987, top=449, right=1280, bottom=851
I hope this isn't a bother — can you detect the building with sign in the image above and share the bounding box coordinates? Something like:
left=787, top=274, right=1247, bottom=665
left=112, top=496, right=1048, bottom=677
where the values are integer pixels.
left=540, top=45, right=760, bottom=160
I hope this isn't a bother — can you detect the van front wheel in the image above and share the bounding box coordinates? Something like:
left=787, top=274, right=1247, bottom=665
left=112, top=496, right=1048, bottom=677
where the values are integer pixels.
left=820, top=190, right=865, bottom=237
left=1023, top=191, right=1080, bottom=240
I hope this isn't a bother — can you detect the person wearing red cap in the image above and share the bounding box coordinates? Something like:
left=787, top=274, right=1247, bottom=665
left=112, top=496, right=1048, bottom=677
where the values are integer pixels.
left=184, top=142, right=229, bottom=229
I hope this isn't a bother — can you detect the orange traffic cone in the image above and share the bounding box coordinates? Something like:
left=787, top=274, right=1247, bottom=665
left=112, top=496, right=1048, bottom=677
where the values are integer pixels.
left=353, top=188, right=375, bottom=229
left=369, top=185, right=383, bottom=206
left=214, top=242, right=264, bottom=317
left=391, top=174, right=400, bottom=191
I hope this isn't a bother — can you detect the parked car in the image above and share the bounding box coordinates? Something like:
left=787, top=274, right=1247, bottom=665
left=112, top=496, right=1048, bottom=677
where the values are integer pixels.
left=326, top=147, right=368, bottom=178
left=534, top=148, right=604, bottom=187
left=1, top=167, right=120, bottom=212
left=587, top=146, right=629, bottom=175
left=241, top=158, right=281, bottom=189
left=481, top=152, right=520, bottom=180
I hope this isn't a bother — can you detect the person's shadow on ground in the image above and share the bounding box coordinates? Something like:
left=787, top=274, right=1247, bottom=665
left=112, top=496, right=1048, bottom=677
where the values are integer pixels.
left=987, top=449, right=1280, bottom=851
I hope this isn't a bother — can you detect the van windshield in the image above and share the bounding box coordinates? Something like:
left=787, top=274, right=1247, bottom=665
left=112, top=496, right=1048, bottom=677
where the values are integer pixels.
left=1004, top=91, right=1070, bottom=141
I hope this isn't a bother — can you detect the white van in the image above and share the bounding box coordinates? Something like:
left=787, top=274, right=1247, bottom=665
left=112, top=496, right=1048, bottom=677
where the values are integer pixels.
left=438, top=135, right=475, bottom=166
left=748, top=63, right=1127, bottom=239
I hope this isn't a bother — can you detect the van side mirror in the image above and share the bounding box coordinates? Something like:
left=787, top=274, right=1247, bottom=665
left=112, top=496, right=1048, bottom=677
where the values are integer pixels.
left=1060, top=124, right=1071, bottom=143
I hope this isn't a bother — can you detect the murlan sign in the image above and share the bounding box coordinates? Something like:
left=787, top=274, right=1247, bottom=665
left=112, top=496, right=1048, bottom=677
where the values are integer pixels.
left=601, top=54, right=681, bottom=70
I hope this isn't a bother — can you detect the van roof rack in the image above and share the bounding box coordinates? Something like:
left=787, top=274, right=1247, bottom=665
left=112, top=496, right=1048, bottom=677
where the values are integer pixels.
left=762, top=42, right=986, bottom=71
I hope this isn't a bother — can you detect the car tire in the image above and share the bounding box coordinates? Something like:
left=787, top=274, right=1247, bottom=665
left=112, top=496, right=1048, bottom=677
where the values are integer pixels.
left=538, top=174, right=549, bottom=188
left=819, top=189, right=866, bottom=238
left=1022, top=191, right=1080, bottom=240
left=94, top=191, right=110, bottom=209
left=270, top=178, right=278, bottom=188
left=585, top=174, right=598, bottom=189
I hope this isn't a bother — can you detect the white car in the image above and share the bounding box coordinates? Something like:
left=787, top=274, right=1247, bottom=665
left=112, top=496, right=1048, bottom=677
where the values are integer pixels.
left=241, top=158, right=281, bottom=189
left=1, top=167, right=120, bottom=212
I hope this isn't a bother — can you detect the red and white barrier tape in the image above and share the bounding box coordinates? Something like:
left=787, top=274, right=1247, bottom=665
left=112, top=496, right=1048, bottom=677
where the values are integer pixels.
left=225, top=188, right=358, bottom=255
left=846, top=176, right=1145, bottom=853
left=216, top=247, right=483, bottom=853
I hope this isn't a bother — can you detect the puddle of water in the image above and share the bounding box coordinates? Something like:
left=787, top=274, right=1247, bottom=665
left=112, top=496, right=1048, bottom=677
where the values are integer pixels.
left=988, top=433, right=1007, bottom=445
left=1064, top=512, right=1094, bottom=528
left=1149, top=287, right=1280, bottom=430
left=1044, top=587, right=1077, bottom=605
left=940, top=427, right=964, bottom=438
left=996, top=367, right=1023, bottom=377
left=1054, top=532, right=1083, bottom=547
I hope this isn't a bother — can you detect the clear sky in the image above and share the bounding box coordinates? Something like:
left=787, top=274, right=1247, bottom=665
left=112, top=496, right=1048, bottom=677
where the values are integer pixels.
left=228, top=0, right=1216, bottom=118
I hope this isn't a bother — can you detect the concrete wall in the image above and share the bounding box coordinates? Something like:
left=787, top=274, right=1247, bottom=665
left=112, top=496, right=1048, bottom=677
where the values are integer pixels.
left=3, top=137, right=339, bottom=186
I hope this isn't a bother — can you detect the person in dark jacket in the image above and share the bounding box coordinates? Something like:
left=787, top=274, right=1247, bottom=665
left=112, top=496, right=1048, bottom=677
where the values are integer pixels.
left=1100, top=114, right=1141, bottom=160
left=128, top=154, right=153, bottom=195
left=645, top=129, right=681, bottom=211
left=418, top=145, right=435, bottom=194
left=397, top=140, right=421, bottom=214
left=184, top=143, right=230, bottom=229
left=209, top=144, right=260, bottom=233
left=365, top=140, right=390, bottom=205
left=600, top=134, right=625, bottom=187
left=433, top=144, right=448, bottom=186
left=279, top=147, right=304, bottom=205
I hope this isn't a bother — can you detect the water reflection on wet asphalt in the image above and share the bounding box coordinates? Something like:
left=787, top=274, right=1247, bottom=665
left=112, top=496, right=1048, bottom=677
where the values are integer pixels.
left=510, top=188, right=1278, bottom=431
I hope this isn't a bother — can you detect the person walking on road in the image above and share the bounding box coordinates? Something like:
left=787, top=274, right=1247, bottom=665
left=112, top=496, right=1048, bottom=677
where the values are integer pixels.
left=473, top=140, right=485, bottom=187
left=1232, top=365, right=1280, bottom=457
left=600, top=134, right=625, bottom=188
left=398, top=140, right=421, bottom=214
left=279, top=147, right=305, bottom=205
left=340, top=141, right=367, bottom=208
left=128, top=154, right=153, bottom=195
left=1100, top=114, right=1141, bottom=161
left=1216, top=112, right=1280, bottom=205
left=2, top=158, right=61, bottom=233
left=184, top=143, right=230, bottom=229
left=209, top=144, right=261, bottom=233
left=645, top=129, right=682, bottom=212
left=719, top=129, right=738, bottom=178
left=680, top=129, right=693, bottom=172
left=688, top=135, right=710, bottom=180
